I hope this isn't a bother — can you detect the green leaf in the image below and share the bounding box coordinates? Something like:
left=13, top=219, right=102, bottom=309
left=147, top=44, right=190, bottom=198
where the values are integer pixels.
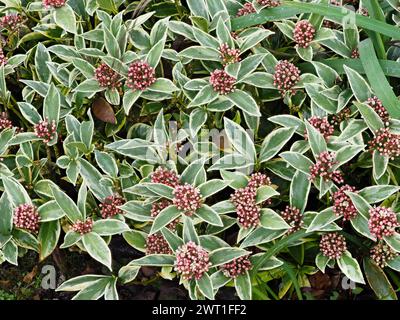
left=38, top=220, right=60, bottom=261
left=118, top=264, right=140, bottom=284
left=142, top=183, right=174, bottom=200
left=209, top=247, right=250, bottom=267
left=351, top=212, right=375, bottom=240
left=280, top=151, right=313, bottom=175
left=60, top=231, right=81, bottom=249
left=194, top=205, right=223, bottom=227
left=123, top=230, right=147, bottom=252
left=315, top=253, right=330, bottom=273
left=18, top=102, right=42, bottom=125
left=232, top=2, right=400, bottom=40
left=2, top=176, right=31, bottom=207
left=72, top=278, right=110, bottom=300
left=337, top=251, right=365, bottom=284
left=12, top=229, right=39, bottom=251
left=363, top=258, right=397, bottom=300
left=255, top=186, right=279, bottom=204
left=343, top=65, right=372, bottom=102
left=290, top=170, right=311, bottom=213
left=74, top=79, right=103, bottom=93
left=359, top=185, right=400, bottom=204
left=56, top=274, right=109, bottom=292
left=50, top=186, right=83, bottom=222
left=179, top=46, right=221, bottom=61
left=53, top=4, right=77, bottom=34
left=35, top=43, right=51, bottom=83
left=354, top=102, right=384, bottom=132
left=123, top=90, right=142, bottom=114
left=337, top=119, right=368, bottom=141
left=95, top=150, right=118, bottom=178
left=346, top=192, right=371, bottom=218
left=130, top=254, right=175, bottom=266
left=359, top=38, right=400, bottom=118
left=150, top=205, right=181, bottom=234
left=82, top=233, right=112, bottom=270
left=146, top=38, right=165, bottom=69
left=196, top=273, right=215, bottom=300
left=305, top=120, right=327, bottom=157
left=0, top=192, right=12, bottom=235
left=224, top=117, right=256, bottom=161
left=148, top=78, right=179, bottom=93
left=226, top=90, right=261, bottom=117
left=260, top=208, right=291, bottom=230
left=189, top=108, right=207, bottom=137
left=240, top=72, right=275, bottom=89
left=234, top=271, right=252, bottom=300
left=183, top=216, right=200, bottom=244
left=384, top=233, right=400, bottom=253
left=189, top=85, right=218, bottom=107
left=103, top=27, right=120, bottom=59
left=92, top=219, right=130, bottom=236
left=3, top=240, right=18, bottom=265
left=306, top=207, right=339, bottom=232
left=198, top=179, right=229, bottom=198
left=216, top=17, right=234, bottom=48
left=44, top=83, right=60, bottom=124
left=296, top=46, right=313, bottom=62
left=260, top=127, right=295, bottom=163
left=161, top=228, right=183, bottom=252
left=79, top=159, right=113, bottom=201
left=373, top=151, right=388, bottom=180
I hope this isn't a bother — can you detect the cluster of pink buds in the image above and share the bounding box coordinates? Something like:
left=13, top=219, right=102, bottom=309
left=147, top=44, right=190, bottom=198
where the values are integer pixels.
left=280, top=206, right=303, bottom=234
left=219, top=43, right=241, bottom=65
left=220, top=255, right=252, bottom=278
left=146, top=233, right=173, bottom=255
left=42, top=0, right=66, bottom=8
left=257, top=0, right=281, bottom=7
left=293, top=20, right=316, bottom=48
left=366, top=96, right=390, bottom=125
left=309, top=151, right=344, bottom=184
left=209, top=69, right=236, bottom=95
left=94, top=63, right=121, bottom=89
left=100, top=194, right=126, bottom=219
left=320, top=232, right=347, bottom=259
left=368, top=128, right=400, bottom=160
left=13, top=204, right=40, bottom=233
left=231, top=187, right=261, bottom=228
left=34, top=118, right=57, bottom=144
left=247, top=172, right=272, bottom=190
left=127, top=60, right=156, bottom=91
left=273, top=60, right=301, bottom=95
left=174, top=241, right=211, bottom=280
left=351, top=49, right=360, bottom=59
left=71, top=218, right=93, bottom=235
left=370, top=242, right=398, bottom=268
left=231, top=173, right=272, bottom=229
left=331, top=107, right=351, bottom=127
left=332, top=185, right=358, bottom=220
left=0, top=14, right=23, bottom=32
left=172, top=183, right=202, bottom=216
left=368, top=206, right=399, bottom=240
left=151, top=167, right=180, bottom=188
left=236, top=2, right=256, bottom=16
left=0, top=112, right=12, bottom=130
left=0, top=47, right=7, bottom=66
left=305, top=116, right=334, bottom=141
left=151, top=199, right=178, bottom=230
